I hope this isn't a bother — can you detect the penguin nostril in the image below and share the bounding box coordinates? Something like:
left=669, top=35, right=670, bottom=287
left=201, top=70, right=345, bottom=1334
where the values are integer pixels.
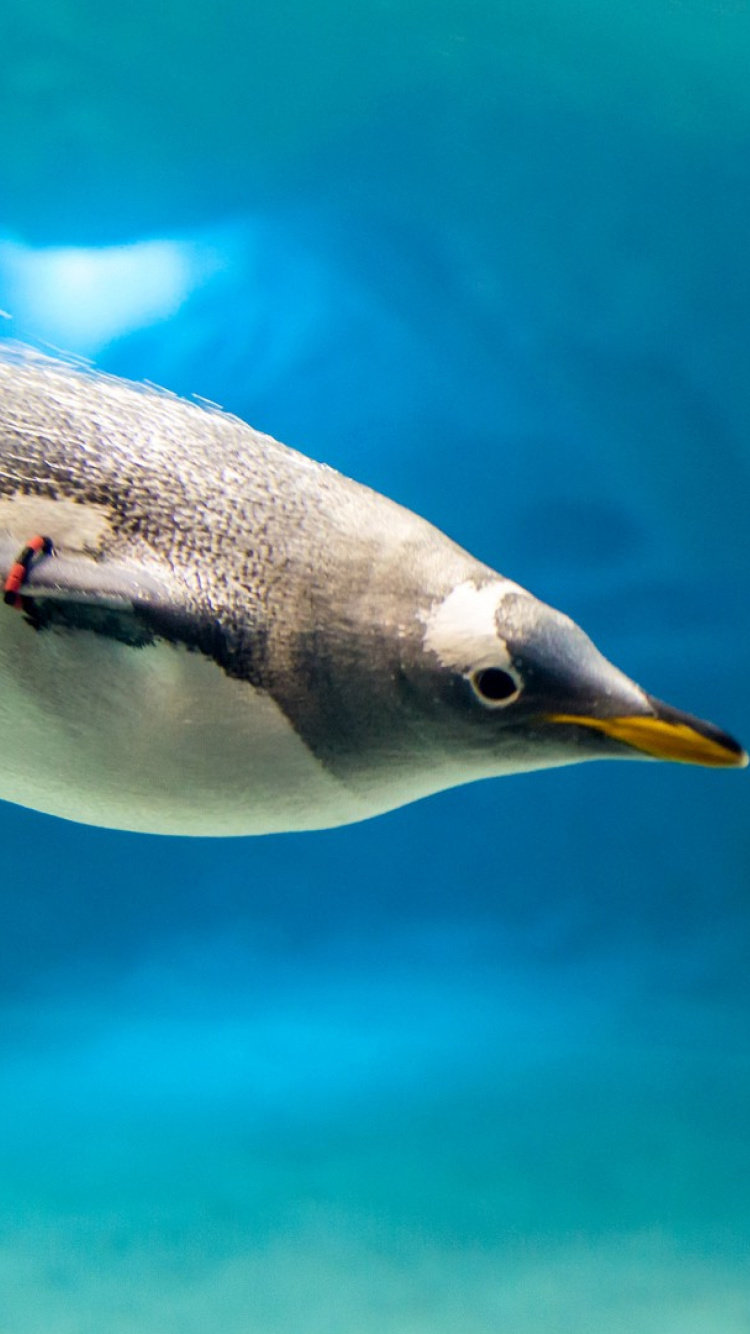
left=472, top=668, right=520, bottom=705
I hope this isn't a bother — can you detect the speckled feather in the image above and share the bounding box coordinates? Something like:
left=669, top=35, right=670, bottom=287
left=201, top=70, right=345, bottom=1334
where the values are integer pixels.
left=1, top=352, right=484, bottom=632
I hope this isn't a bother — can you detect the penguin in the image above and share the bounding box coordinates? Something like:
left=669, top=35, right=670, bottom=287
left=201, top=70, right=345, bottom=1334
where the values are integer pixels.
left=0, top=345, right=745, bottom=836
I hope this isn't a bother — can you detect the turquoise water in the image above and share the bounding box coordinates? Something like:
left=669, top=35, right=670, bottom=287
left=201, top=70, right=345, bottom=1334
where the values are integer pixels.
left=1, top=1, right=749, bottom=1328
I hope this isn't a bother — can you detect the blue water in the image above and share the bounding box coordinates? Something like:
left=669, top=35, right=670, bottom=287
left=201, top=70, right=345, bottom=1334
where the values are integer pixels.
left=1, top=2, right=749, bottom=1328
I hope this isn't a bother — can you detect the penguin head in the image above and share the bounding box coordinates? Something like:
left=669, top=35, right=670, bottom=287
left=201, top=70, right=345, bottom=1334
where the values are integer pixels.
left=416, top=578, right=747, bottom=774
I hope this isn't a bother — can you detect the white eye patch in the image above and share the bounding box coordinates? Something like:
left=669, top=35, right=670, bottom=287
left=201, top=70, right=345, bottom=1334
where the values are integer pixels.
left=420, top=579, right=524, bottom=683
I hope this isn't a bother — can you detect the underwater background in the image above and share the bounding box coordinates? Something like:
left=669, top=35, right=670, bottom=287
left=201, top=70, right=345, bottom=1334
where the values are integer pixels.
left=0, top=1, right=749, bottom=1328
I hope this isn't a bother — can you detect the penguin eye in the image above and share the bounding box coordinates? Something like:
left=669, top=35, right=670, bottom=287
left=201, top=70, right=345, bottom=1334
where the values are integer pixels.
left=471, top=667, right=521, bottom=707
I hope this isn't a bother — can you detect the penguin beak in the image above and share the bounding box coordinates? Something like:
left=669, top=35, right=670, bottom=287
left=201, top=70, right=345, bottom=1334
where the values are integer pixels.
left=546, top=698, right=748, bottom=768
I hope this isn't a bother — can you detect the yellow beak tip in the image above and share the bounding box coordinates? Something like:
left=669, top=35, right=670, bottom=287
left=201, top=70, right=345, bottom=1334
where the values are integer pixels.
left=548, top=712, right=747, bottom=769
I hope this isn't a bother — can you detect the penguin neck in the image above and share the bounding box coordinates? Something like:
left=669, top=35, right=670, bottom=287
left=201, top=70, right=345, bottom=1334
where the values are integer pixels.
left=264, top=510, right=498, bottom=787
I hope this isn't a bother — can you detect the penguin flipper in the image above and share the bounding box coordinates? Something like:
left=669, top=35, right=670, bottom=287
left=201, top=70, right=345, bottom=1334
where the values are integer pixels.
left=24, top=552, right=171, bottom=610
left=0, top=537, right=233, bottom=673
left=0, top=538, right=174, bottom=611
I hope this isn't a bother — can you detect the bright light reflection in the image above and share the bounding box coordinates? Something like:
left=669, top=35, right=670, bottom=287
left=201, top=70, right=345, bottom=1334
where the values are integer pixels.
left=0, top=236, right=226, bottom=353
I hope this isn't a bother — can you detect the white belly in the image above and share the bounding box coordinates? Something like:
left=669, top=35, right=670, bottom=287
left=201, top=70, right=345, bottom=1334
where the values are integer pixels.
left=0, top=608, right=369, bottom=836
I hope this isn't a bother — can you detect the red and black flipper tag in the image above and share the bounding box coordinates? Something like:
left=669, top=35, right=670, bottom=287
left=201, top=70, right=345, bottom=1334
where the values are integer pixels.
left=3, top=535, right=55, bottom=611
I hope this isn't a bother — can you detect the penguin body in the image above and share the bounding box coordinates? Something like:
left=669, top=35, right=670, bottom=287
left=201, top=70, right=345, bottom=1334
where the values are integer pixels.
left=0, top=348, right=744, bottom=835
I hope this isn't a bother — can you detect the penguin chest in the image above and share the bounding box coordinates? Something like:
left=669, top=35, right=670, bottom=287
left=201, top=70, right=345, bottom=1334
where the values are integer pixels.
left=0, top=610, right=367, bottom=835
